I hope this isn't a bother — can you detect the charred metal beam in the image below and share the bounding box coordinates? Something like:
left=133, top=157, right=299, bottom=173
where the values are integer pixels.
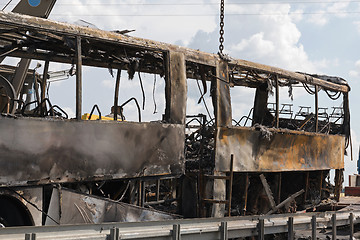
left=75, top=36, right=82, bottom=120
left=275, top=75, right=279, bottom=128
left=40, top=60, right=49, bottom=116
left=230, top=60, right=349, bottom=92
left=259, top=174, right=276, bottom=211
left=113, top=69, right=121, bottom=121
left=165, top=51, right=187, bottom=124
left=215, top=60, right=231, bottom=127
left=266, top=189, right=304, bottom=215
left=315, top=85, right=319, bottom=132
left=11, top=58, right=31, bottom=97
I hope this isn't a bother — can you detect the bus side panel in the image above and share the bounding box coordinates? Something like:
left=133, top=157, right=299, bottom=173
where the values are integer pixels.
left=215, top=127, right=344, bottom=172
left=0, top=117, right=185, bottom=186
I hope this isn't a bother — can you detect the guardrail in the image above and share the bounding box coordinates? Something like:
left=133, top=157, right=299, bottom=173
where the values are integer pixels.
left=0, top=210, right=359, bottom=240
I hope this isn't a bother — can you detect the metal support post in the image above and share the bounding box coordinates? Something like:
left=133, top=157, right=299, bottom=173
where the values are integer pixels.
left=258, top=219, right=265, bottom=240
left=332, top=214, right=336, bottom=240
left=75, top=36, right=82, bottom=120
left=172, top=224, right=181, bottom=240
left=350, top=212, right=354, bottom=240
left=228, top=155, right=234, bottom=217
left=311, top=215, right=316, bottom=240
left=315, top=85, right=319, bottom=132
left=24, top=233, right=36, bottom=240
left=288, top=217, right=294, bottom=240
left=109, top=227, right=119, bottom=240
left=113, top=69, right=121, bottom=120
left=156, top=179, right=160, bottom=202
left=319, top=171, right=323, bottom=199
left=243, top=173, right=249, bottom=215
left=275, top=75, right=279, bottom=128
left=277, top=172, right=282, bottom=204
left=220, top=221, right=228, bottom=240
left=304, top=172, right=309, bottom=203
left=40, top=60, right=49, bottom=115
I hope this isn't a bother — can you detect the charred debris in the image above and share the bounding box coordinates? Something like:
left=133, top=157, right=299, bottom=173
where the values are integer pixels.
left=0, top=11, right=351, bottom=226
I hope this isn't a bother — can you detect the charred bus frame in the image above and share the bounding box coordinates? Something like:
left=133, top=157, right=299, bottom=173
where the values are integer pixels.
left=0, top=11, right=350, bottom=225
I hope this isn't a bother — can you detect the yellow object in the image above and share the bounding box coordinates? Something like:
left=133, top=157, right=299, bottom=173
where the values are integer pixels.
left=81, top=113, right=122, bottom=121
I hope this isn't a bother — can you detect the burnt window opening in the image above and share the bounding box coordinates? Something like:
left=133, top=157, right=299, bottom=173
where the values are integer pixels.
left=229, top=65, right=349, bottom=136
left=185, top=61, right=215, bottom=173
left=0, top=31, right=168, bottom=122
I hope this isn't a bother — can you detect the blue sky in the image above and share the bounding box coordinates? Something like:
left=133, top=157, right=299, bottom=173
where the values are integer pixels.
left=4, top=0, right=360, bottom=184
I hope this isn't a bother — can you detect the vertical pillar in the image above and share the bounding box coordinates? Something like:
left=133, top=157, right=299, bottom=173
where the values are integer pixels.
left=315, top=85, right=319, bottom=132
left=275, top=75, right=279, bottom=128
left=212, top=60, right=231, bottom=217
left=332, top=214, right=336, bottom=240
left=113, top=69, right=121, bottom=120
left=40, top=60, right=49, bottom=116
left=172, top=224, right=181, bottom=240
left=164, top=51, right=187, bottom=124
left=311, top=215, right=317, bottom=240
left=220, top=221, right=228, bottom=240
left=350, top=212, right=354, bottom=239
left=75, top=36, right=82, bottom=120
left=334, top=169, right=343, bottom=202
left=258, top=219, right=265, bottom=240
left=288, top=217, right=294, bottom=240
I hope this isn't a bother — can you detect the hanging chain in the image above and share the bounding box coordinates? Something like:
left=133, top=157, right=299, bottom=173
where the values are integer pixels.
left=219, top=0, right=225, bottom=54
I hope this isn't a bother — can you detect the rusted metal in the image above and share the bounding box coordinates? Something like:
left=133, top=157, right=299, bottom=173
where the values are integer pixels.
left=228, top=155, right=234, bottom=217
left=345, top=187, right=360, bottom=196
left=304, top=172, right=309, bottom=203
left=215, top=127, right=344, bottom=172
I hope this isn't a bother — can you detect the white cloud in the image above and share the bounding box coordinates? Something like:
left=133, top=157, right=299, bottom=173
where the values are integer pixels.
left=327, top=1, right=350, bottom=18
left=305, top=1, right=350, bottom=26
left=49, top=0, right=217, bottom=45
left=231, top=32, right=275, bottom=57
left=289, top=9, right=304, bottom=22
left=348, top=60, right=360, bottom=79
left=307, top=11, right=328, bottom=26
left=224, top=5, right=318, bottom=72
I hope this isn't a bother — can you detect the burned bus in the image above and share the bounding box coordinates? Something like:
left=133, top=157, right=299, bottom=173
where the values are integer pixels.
left=0, top=10, right=350, bottom=226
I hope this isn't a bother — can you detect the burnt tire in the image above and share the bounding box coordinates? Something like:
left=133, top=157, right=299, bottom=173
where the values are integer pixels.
left=0, top=195, right=33, bottom=227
